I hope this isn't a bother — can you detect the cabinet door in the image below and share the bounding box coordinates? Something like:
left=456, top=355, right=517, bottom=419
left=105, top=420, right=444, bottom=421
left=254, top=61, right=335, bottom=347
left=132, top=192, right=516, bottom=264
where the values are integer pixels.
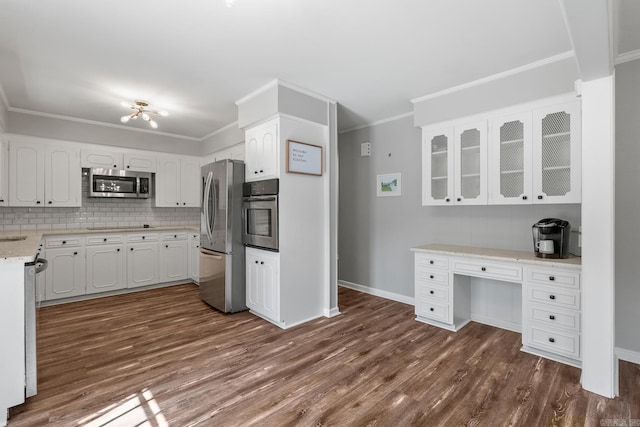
left=45, top=248, right=86, bottom=300
left=532, top=101, right=581, bottom=204
left=422, top=128, right=454, bottom=206
left=45, top=146, right=81, bottom=207
left=86, top=245, right=126, bottom=294
left=156, top=157, right=181, bottom=207
left=81, top=149, right=122, bottom=169
left=454, top=121, right=487, bottom=205
left=260, top=256, right=279, bottom=321
left=189, top=234, right=200, bottom=282
left=0, top=140, right=7, bottom=206
left=127, top=243, right=159, bottom=288
left=488, top=113, right=533, bottom=204
left=246, top=250, right=261, bottom=311
left=245, top=120, right=278, bottom=181
left=9, top=140, right=45, bottom=206
left=180, top=158, right=201, bottom=207
left=124, top=152, right=156, bottom=172
left=159, top=240, right=189, bottom=282
left=245, top=248, right=279, bottom=321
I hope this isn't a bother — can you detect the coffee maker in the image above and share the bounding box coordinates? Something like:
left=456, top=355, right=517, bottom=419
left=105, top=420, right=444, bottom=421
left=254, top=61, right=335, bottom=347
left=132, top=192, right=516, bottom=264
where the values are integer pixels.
left=532, top=218, right=571, bottom=259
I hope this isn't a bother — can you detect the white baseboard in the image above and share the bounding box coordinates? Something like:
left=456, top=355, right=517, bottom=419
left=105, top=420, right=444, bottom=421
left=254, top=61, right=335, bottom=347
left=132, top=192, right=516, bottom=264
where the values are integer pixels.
left=324, top=306, right=341, bottom=318
left=615, top=347, right=640, bottom=365
left=339, top=280, right=414, bottom=306
left=470, top=313, right=522, bottom=333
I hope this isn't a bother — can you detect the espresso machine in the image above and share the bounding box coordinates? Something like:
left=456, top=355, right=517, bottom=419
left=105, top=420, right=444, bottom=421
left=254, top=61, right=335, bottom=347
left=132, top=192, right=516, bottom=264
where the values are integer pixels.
left=532, top=218, right=571, bottom=259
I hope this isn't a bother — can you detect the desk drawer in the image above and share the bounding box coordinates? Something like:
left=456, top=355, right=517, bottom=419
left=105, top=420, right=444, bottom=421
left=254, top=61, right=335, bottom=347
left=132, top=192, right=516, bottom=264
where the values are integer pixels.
left=415, top=268, right=448, bottom=286
left=415, top=253, right=448, bottom=270
left=416, top=283, right=448, bottom=303
left=525, top=324, right=580, bottom=359
left=127, top=233, right=159, bottom=243
left=452, top=259, right=522, bottom=282
left=525, top=267, right=580, bottom=290
left=524, top=302, right=580, bottom=333
left=415, top=299, right=449, bottom=323
left=526, top=284, right=580, bottom=311
left=45, top=237, right=82, bottom=248
left=86, top=234, right=124, bottom=245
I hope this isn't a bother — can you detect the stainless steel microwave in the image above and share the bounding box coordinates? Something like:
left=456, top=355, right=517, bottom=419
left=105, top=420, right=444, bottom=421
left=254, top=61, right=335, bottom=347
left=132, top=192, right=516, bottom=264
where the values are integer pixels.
left=89, top=168, right=152, bottom=199
left=242, top=179, right=279, bottom=251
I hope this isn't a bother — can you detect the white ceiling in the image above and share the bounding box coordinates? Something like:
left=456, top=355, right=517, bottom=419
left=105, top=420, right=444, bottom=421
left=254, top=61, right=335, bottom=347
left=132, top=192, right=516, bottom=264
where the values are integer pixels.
left=0, top=0, right=635, bottom=139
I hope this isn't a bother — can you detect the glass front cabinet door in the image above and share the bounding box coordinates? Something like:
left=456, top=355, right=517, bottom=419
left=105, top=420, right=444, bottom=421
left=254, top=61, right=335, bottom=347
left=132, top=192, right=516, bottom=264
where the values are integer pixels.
left=422, top=128, right=454, bottom=206
left=453, top=121, right=487, bottom=205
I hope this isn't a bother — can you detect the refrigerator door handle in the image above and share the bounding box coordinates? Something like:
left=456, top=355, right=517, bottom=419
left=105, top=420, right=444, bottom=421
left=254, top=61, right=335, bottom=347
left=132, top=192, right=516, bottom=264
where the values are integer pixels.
left=200, top=248, right=223, bottom=260
left=204, top=171, right=214, bottom=242
left=211, top=175, right=217, bottom=237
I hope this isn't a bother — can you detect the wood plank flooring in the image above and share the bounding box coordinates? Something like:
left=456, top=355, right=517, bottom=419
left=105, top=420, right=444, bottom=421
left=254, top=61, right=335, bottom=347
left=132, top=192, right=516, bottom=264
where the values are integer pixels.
left=8, top=284, right=639, bottom=426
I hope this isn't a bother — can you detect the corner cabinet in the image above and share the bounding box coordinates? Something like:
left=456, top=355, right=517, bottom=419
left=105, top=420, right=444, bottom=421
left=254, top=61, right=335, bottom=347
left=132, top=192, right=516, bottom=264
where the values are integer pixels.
left=246, top=247, right=280, bottom=325
left=0, top=139, right=8, bottom=206
left=422, top=96, right=581, bottom=206
left=155, top=156, right=200, bottom=207
left=245, top=120, right=279, bottom=182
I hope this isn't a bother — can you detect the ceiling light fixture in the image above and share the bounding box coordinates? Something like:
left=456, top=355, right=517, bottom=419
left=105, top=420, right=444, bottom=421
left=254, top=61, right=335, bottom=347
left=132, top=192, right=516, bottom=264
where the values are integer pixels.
left=226, top=0, right=235, bottom=7
left=120, top=99, right=168, bottom=129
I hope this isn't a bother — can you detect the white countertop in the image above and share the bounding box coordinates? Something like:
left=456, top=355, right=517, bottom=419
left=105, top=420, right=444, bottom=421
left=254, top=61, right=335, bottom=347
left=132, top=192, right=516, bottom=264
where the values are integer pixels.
left=411, top=243, right=581, bottom=269
left=0, top=225, right=199, bottom=265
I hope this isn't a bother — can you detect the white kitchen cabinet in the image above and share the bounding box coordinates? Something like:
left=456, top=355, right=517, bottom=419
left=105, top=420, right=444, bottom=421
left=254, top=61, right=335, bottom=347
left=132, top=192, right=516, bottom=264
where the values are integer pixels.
left=126, top=242, right=160, bottom=289
left=189, top=232, right=200, bottom=283
left=156, top=156, right=200, bottom=207
left=245, top=119, right=279, bottom=181
left=9, top=139, right=81, bottom=207
left=85, top=234, right=126, bottom=295
left=159, top=233, right=189, bottom=282
left=0, top=139, right=8, bottom=206
left=246, top=247, right=280, bottom=324
left=44, top=246, right=86, bottom=300
left=422, top=128, right=454, bottom=205
left=81, top=148, right=157, bottom=172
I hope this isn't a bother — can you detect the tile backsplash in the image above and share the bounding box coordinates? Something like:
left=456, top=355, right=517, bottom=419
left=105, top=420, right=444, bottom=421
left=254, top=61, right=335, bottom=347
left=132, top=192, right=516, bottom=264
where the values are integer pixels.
left=0, top=174, right=199, bottom=232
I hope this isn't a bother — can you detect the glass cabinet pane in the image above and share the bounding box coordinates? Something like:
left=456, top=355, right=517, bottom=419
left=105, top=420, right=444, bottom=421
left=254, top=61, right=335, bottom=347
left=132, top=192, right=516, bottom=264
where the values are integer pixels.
left=430, top=134, right=448, bottom=200
left=499, top=120, right=525, bottom=198
left=459, top=129, right=480, bottom=199
left=541, top=111, right=571, bottom=196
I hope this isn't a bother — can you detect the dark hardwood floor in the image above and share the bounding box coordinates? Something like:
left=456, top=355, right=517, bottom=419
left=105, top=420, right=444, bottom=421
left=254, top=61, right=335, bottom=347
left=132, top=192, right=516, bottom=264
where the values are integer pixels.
left=9, top=284, right=639, bottom=426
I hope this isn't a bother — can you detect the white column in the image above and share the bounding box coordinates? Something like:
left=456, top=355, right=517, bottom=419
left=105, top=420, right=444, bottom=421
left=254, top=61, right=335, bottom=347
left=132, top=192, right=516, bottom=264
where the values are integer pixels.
left=580, top=75, right=616, bottom=397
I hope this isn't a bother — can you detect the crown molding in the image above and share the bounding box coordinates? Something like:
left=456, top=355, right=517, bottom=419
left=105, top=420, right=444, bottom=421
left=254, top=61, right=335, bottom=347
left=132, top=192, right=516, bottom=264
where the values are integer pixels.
left=277, top=79, right=337, bottom=105
left=615, top=49, right=640, bottom=65
left=8, top=107, right=201, bottom=141
left=339, top=111, right=413, bottom=134
left=410, top=51, right=575, bottom=104
left=200, top=120, right=239, bottom=141
left=234, top=79, right=278, bottom=106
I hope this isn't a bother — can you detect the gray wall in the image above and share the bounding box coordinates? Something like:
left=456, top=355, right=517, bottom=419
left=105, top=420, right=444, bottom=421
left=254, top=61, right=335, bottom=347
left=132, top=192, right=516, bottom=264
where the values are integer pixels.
left=236, top=83, right=278, bottom=129
left=338, top=115, right=581, bottom=298
left=615, top=59, right=640, bottom=353
left=8, top=111, right=202, bottom=156
left=0, top=100, right=7, bottom=132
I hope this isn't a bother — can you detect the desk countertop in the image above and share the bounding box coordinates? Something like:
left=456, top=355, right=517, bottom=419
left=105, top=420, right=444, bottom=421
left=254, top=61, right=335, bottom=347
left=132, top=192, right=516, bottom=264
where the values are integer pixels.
left=0, top=225, right=199, bottom=265
left=411, top=243, right=581, bottom=270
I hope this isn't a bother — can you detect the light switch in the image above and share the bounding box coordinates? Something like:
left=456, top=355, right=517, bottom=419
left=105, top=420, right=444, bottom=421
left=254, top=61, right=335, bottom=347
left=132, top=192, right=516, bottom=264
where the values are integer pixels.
left=361, top=142, right=371, bottom=157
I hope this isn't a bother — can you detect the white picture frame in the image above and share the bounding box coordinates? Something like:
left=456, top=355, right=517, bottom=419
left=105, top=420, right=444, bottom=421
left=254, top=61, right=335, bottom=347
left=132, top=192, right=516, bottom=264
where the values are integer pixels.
left=377, top=173, right=402, bottom=197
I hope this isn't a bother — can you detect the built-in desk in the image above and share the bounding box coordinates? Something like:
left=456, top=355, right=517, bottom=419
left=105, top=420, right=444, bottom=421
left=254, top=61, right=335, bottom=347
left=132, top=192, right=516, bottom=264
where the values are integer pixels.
left=411, top=244, right=582, bottom=368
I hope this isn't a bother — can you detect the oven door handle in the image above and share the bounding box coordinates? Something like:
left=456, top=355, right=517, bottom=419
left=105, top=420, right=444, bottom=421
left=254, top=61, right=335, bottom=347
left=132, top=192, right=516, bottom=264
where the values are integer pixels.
left=243, top=196, right=277, bottom=202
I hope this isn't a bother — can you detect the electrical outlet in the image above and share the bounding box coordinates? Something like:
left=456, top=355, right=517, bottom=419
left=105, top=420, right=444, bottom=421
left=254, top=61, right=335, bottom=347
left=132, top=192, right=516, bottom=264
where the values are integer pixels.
left=361, top=142, right=371, bottom=157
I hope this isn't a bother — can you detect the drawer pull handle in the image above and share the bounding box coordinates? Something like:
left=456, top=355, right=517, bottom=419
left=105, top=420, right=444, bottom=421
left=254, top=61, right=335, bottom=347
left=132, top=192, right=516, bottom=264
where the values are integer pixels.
left=548, top=337, right=555, bottom=343
left=429, top=290, right=434, bottom=295
left=429, top=260, right=434, bottom=265
left=130, top=248, right=134, bottom=251
left=549, top=276, right=555, bottom=281
left=549, top=315, right=555, bottom=320
left=430, top=307, right=434, bottom=312
left=481, top=267, right=486, bottom=272
left=73, top=251, right=77, bottom=255
left=429, top=275, right=434, bottom=279
left=103, top=238, right=107, bottom=242
left=62, top=240, right=67, bottom=244
left=142, top=236, right=145, bottom=239
left=549, top=295, right=556, bottom=300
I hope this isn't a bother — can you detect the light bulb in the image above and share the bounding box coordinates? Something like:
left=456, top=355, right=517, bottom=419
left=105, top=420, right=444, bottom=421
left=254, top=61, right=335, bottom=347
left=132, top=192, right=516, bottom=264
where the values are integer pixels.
left=226, top=0, right=235, bottom=7
left=120, top=115, right=130, bottom=123
left=158, top=110, right=169, bottom=117
left=149, top=120, right=158, bottom=129
left=142, top=112, right=150, bottom=121
left=121, top=101, right=131, bottom=108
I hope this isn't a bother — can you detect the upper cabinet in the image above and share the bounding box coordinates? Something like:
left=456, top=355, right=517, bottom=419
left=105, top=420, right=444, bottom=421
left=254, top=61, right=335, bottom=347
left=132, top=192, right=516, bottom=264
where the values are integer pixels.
left=422, top=97, right=581, bottom=206
left=245, top=120, right=279, bottom=182
left=9, top=138, right=81, bottom=207
left=156, top=156, right=200, bottom=207
left=81, top=148, right=156, bottom=172
left=0, top=140, right=7, bottom=206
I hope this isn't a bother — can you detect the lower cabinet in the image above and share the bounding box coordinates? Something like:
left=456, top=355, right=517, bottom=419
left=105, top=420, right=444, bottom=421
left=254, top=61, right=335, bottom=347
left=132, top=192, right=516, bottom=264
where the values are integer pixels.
left=85, top=234, right=126, bottom=295
left=246, top=247, right=280, bottom=323
left=44, top=247, right=86, bottom=300
left=159, top=233, right=189, bottom=282
left=189, top=232, right=200, bottom=283
left=126, top=242, right=160, bottom=288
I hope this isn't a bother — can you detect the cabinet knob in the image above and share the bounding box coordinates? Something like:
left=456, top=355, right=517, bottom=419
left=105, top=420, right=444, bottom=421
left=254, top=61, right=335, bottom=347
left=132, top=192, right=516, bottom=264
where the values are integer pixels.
left=261, top=261, right=264, bottom=265
left=549, top=276, right=555, bottom=281
left=117, top=248, right=120, bottom=252
left=176, top=202, right=179, bottom=205
left=0, top=199, right=4, bottom=202
left=549, top=315, right=555, bottom=320
left=537, top=195, right=543, bottom=200
left=183, top=202, right=186, bottom=205
left=429, top=260, right=434, bottom=265
left=36, top=201, right=41, bottom=204
left=174, top=235, right=177, bottom=238
left=549, top=295, right=556, bottom=300
left=481, top=267, right=486, bottom=272
left=130, top=248, right=134, bottom=251
left=142, top=236, right=145, bottom=239
left=103, top=238, right=107, bottom=242
left=127, top=165, right=130, bottom=169
left=254, top=171, right=258, bottom=174
left=48, top=201, right=52, bottom=204
left=429, top=290, right=434, bottom=295
left=429, top=275, right=434, bottom=279
left=259, top=170, right=264, bottom=173
left=113, top=164, right=117, bottom=168
left=457, top=198, right=461, bottom=202
left=548, top=337, right=555, bottom=343
left=73, top=251, right=77, bottom=255
left=62, top=240, right=67, bottom=244
left=430, top=307, right=434, bottom=312
left=255, top=260, right=259, bottom=264
left=445, top=198, right=450, bottom=202
left=522, top=195, right=528, bottom=200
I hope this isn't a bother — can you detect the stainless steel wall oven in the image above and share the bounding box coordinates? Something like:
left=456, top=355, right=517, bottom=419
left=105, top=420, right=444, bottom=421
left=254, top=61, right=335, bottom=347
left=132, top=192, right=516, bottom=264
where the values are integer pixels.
left=242, top=179, right=279, bottom=251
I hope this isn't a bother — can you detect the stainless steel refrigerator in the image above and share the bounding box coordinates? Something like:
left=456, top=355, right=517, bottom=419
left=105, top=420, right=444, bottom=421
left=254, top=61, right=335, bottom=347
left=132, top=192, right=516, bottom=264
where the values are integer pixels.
left=200, top=159, right=246, bottom=313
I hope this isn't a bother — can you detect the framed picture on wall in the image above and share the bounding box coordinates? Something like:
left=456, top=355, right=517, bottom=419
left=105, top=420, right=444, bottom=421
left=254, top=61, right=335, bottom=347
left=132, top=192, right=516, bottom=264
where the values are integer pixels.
left=286, top=140, right=323, bottom=176
left=377, top=173, right=402, bottom=197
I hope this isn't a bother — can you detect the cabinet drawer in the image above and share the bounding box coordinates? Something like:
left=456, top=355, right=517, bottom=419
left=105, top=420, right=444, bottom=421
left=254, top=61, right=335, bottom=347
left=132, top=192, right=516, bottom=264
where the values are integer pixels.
left=415, top=299, right=449, bottom=323
left=86, top=234, right=124, bottom=245
left=526, top=284, right=580, bottom=311
left=161, top=232, right=189, bottom=241
left=416, top=283, right=448, bottom=303
left=415, top=253, right=448, bottom=270
left=127, top=233, right=159, bottom=243
left=415, top=268, right=448, bottom=286
left=45, top=237, right=82, bottom=248
left=524, top=302, right=580, bottom=333
left=525, top=324, right=580, bottom=359
left=525, top=267, right=580, bottom=289
left=452, top=259, right=522, bottom=282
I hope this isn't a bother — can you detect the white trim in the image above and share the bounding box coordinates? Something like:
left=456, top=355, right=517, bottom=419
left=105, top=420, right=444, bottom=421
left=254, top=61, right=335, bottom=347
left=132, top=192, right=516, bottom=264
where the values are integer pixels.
left=615, top=347, right=640, bottom=365
left=557, top=2, right=582, bottom=78
left=8, top=107, right=201, bottom=141
left=339, top=280, right=414, bottom=306
left=470, top=313, right=521, bottom=334
left=200, top=120, right=239, bottom=141
left=279, top=112, right=329, bottom=129
left=234, top=79, right=278, bottom=106
left=339, top=111, right=413, bottom=134
left=0, top=83, right=9, bottom=110
left=410, top=51, right=575, bottom=104
left=324, top=307, right=341, bottom=318
left=277, top=79, right=337, bottom=105
left=615, top=49, right=640, bottom=65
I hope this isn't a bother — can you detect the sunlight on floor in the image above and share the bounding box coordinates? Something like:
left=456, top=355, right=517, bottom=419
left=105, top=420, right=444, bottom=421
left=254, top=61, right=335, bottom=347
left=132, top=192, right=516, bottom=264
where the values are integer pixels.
left=78, top=388, right=168, bottom=427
